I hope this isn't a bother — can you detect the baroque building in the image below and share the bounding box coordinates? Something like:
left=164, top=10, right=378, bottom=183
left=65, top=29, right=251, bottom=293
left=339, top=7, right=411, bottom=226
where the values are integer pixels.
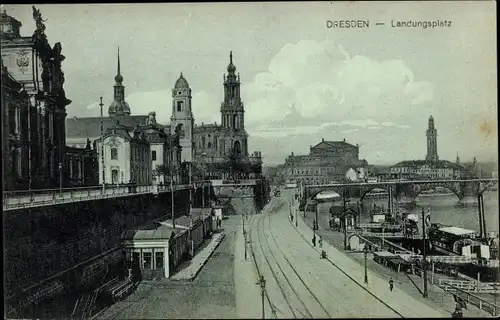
left=1, top=8, right=86, bottom=190
left=66, top=48, right=182, bottom=185
left=283, top=138, right=368, bottom=185
left=189, top=52, right=262, bottom=179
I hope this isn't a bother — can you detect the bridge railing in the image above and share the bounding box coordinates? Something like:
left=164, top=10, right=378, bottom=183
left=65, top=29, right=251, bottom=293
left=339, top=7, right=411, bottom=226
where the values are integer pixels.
left=3, top=182, right=211, bottom=211
left=440, top=283, right=500, bottom=316
left=438, top=279, right=500, bottom=293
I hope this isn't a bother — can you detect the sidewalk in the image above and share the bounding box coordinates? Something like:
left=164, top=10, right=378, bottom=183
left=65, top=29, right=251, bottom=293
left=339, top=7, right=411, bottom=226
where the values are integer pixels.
left=233, top=224, right=266, bottom=319
left=170, top=233, right=226, bottom=281
left=292, top=210, right=447, bottom=318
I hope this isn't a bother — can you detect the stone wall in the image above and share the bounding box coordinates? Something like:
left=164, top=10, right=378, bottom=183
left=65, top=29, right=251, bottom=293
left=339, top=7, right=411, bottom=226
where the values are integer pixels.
left=4, top=187, right=209, bottom=314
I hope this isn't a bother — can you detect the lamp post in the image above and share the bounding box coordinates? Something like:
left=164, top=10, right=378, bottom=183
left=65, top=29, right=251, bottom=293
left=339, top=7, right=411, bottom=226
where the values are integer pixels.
left=421, top=207, right=429, bottom=298
left=58, top=162, right=63, bottom=195
left=295, top=208, right=298, bottom=227
left=363, top=245, right=369, bottom=284
left=99, top=97, right=105, bottom=193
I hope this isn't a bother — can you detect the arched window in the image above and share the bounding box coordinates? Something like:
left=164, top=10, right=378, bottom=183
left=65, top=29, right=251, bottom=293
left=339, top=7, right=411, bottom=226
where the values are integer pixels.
left=111, top=148, right=118, bottom=160
left=233, top=115, right=237, bottom=129
left=111, top=169, right=119, bottom=184
left=233, top=141, right=241, bottom=155
left=175, top=123, right=185, bottom=139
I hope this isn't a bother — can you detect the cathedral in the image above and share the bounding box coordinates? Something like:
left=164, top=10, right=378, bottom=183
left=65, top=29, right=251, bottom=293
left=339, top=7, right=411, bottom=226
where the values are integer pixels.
left=66, top=49, right=262, bottom=182
left=171, top=52, right=262, bottom=179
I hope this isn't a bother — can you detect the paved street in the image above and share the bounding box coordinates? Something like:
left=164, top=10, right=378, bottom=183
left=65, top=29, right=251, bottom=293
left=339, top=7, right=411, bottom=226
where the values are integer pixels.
left=96, top=218, right=241, bottom=319
left=245, top=190, right=448, bottom=318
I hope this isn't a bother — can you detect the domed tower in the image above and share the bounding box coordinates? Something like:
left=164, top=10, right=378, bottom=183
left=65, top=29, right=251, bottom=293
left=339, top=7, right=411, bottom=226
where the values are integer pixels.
left=171, top=72, right=194, bottom=162
left=425, top=115, right=439, bottom=162
left=108, top=47, right=131, bottom=121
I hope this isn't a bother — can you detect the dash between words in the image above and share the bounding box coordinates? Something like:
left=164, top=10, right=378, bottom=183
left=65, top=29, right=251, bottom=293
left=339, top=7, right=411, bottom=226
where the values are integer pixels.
left=327, top=20, right=452, bottom=29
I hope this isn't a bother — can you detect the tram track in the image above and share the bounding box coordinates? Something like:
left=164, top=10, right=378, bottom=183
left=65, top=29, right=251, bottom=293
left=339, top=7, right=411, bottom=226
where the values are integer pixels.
left=264, top=212, right=355, bottom=318
left=285, top=199, right=407, bottom=318
left=255, top=212, right=310, bottom=318
left=247, top=213, right=279, bottom=319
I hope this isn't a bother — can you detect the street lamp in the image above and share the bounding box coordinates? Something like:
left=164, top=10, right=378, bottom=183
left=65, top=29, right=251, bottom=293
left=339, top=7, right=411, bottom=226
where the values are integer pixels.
left=295, top=208, right=298, bottom=227
left=420, top=206, right=429, bottom=298
left=99, top=97, right=105, bottom=193
left=363, top=245, right=369, bottom=284
left=58, top=162, right=63, bottom=195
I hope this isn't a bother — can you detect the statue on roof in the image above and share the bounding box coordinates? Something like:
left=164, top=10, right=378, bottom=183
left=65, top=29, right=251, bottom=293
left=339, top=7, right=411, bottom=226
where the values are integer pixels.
left=32, top=6, right=47, bottom=34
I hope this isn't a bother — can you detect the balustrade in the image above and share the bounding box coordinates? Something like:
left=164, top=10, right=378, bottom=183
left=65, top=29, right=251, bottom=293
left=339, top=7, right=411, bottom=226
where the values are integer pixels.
left=3, top=181, right=211, bottom=211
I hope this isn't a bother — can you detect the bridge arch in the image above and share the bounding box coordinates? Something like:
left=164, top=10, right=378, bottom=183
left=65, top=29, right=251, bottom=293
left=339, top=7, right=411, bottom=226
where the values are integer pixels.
left=411, top=182, right=462, bottom=201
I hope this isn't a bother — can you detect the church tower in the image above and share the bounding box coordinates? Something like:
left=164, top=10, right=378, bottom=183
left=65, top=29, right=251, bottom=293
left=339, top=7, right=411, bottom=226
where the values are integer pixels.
left=171, top=73, right=194, bottom=162
left=108, top=47, right=131, bottom=121
left=425, top=115, right=439, bottom=162
left=221, top=51, right=245, bottom=131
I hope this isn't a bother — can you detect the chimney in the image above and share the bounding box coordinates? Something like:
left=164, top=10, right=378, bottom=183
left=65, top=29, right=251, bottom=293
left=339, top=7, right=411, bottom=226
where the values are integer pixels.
left=322, top=137, right=324, bottom=142
left=343, top=138, right=346, bottom=142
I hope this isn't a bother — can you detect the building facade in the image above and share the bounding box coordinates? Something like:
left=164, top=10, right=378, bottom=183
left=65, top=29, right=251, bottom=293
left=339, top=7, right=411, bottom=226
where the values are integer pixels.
left=65, top=141, right=99, bottom=187
left=96, top=123, right=152, bottom=185
left=194, top=52, right=261, bottom=178
left=1, top=9, right=89, bottom=190
left=283, top=138, right=368, bottom=185
left=67, top=48, right=181, bottom=185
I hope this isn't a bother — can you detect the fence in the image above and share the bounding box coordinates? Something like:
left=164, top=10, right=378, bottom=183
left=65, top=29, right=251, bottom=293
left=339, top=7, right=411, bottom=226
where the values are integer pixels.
left=439, top=282, right=499, bottom=316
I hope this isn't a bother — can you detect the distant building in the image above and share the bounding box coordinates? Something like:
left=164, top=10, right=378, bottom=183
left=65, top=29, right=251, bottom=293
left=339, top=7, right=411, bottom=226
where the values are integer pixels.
left=345, top=166, right=367, bottom=181
left=284, top=138, right=368, bottom=185
left=390, top=160, right=463, bottom=180
left=390, top=116, right=470, bottom=180
left=426, top=115, right=439, bottom=162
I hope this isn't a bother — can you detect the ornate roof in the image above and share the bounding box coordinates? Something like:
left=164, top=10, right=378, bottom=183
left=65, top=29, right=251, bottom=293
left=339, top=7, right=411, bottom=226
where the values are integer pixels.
left=109, top=100, right=131, bottom=116
left=174, top=72, right=190, bottom=89
left=311, top=140, right=357, bottom=149
left=392, top=160, right=464, bottom=170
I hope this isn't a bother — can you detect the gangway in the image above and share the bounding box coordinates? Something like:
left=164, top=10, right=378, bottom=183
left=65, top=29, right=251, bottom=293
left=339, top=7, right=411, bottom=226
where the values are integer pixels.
left=438, top=279, right=500, bottom=294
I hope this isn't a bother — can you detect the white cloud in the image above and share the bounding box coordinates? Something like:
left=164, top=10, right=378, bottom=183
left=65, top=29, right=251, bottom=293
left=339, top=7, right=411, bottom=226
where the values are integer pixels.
left=241, top=40, right=433, bottom=129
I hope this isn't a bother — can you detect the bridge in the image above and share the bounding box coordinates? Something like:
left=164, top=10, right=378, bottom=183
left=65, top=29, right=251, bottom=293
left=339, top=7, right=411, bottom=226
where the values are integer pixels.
left=3, top=182, right=213, bottom=212
left=3, top=179, right=262, bottom=212
left=300, top=178, right=498, bottom=207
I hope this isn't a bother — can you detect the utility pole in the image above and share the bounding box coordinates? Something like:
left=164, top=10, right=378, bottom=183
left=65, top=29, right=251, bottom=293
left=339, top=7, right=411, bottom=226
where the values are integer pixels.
left=256, top=275, right=266, bottom=319
left=170, top=134, right=175, bottom=229
left=343, top=189, right=348, bottom=250
left=99, top=97, right=105, bottom=193
left=243, top=214, right=247, bottom=261
left=295, top=208, right=298, bottom=227
left=421, top=207, right=428, bottom=298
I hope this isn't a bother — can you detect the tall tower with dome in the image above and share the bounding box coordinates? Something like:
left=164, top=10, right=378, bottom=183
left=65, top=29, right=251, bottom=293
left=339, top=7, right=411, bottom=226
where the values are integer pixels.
left=108, top=47, right=131, bottom=123
left=171, top=72, right=194, bottom=162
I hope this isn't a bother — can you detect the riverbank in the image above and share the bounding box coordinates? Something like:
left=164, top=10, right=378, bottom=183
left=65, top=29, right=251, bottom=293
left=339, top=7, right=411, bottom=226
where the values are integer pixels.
left=301, top=211, right=492, bottom=318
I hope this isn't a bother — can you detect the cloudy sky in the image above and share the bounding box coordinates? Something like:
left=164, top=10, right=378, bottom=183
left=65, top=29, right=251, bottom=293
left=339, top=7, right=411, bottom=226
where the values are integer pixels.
left=3, top=2, right=497, bottom=165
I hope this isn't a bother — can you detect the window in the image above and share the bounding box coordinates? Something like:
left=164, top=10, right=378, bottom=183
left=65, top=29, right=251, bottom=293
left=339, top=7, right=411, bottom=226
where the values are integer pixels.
left=208, top=141, right=212, bottom=148
left=111, top=169, right=119, bottom=184
left=155, top=252, right=164, bottom=269
left=152, top=150, right=157, bottom=161
left=177, top=101, right=184, bottom=112
left=8, top=104, right=17, bottom=135
left=111, top=148, right=118, bottom=160
left=143, top=252, right=152, bottom=270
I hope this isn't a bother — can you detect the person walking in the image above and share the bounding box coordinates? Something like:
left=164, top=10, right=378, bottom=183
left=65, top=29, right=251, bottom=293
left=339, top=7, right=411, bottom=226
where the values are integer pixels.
left=389, top=277, right=394, bottom=292
left=319, top=236, right=323, bottom=249
left=312, top=235, right=316, bottom=247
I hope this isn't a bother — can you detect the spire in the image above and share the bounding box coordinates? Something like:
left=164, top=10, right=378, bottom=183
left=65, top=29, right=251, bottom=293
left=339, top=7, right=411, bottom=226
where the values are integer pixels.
left=115, top=46, right=123, bottom=83
left=227, top=51, right=236, bottom=74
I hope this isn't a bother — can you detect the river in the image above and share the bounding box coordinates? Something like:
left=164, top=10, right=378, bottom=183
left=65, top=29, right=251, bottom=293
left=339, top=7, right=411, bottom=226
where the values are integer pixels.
left=317, top=190, right=499, bottom=233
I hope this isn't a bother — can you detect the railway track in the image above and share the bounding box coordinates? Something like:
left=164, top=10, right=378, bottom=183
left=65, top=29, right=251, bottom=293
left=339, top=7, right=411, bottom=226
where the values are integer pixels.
left=264, top=212, right=355, bottom=317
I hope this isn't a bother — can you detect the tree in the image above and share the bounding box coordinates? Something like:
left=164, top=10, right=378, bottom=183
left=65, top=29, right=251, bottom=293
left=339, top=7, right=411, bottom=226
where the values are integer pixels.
left=156, top=163, right=178, bottom=183
left=226, top=150, right=242, bottom=180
